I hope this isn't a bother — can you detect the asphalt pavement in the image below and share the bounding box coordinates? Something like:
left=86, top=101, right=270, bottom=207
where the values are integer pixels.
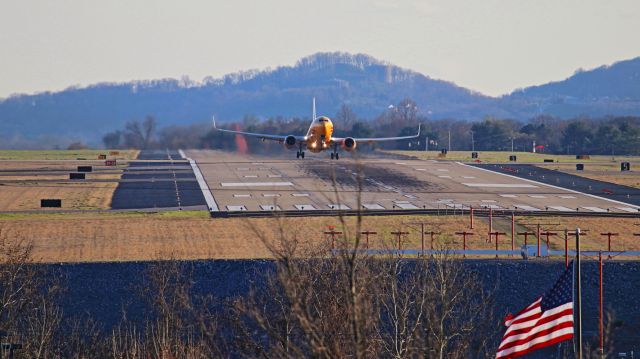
left=110, top=150, right=206, bottom=210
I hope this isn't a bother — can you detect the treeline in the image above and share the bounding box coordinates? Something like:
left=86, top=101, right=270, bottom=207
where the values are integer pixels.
left=102, top=98, right=640, bottom=155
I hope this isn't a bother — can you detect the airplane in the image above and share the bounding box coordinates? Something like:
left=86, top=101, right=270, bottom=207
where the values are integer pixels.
left=212, top=99, right=421, bottom=159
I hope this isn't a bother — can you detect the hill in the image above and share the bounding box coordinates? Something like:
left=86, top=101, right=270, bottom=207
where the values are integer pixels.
left=0, top=52, right=639, bottom=146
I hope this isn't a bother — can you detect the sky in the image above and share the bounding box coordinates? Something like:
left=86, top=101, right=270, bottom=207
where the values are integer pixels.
left=0, top=0, right=639, bottom=98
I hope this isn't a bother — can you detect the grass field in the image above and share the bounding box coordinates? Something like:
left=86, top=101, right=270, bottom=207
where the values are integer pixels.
left=0, top=211, right=637, bottom=263
left=0, top=149, right=138, bottom=160
left=0, top=150, right=138, bottom=210
left=388, top=150, right=640, bottom=164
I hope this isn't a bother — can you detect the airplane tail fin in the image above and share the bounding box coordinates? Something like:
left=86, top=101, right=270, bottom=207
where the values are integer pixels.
left=312, top=97, right=316, bottom=120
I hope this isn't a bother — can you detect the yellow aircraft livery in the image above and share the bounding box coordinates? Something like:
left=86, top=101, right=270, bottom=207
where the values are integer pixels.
left=213, top=98, right=420, bottom=159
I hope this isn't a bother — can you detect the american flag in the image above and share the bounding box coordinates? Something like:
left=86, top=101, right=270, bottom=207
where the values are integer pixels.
left=496, top=263, right=574, bottom=358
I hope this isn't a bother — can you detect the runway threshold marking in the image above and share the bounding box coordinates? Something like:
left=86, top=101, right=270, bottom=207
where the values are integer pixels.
left=582, top=206, right=607, bottom=213
left=549, top=206, right=574, bottom=211
left=220, top=182, right=294, bottom=187
left=179, top=149, right=219, bottom=212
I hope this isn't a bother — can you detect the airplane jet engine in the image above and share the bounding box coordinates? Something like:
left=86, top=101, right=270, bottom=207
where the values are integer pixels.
left=284, top=135, right=297, bottom=150
left=341, top=137, right=357, bottom=152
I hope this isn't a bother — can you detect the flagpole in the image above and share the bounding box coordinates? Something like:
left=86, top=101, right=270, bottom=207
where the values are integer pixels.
left=575, top=228, right=582, bottom=359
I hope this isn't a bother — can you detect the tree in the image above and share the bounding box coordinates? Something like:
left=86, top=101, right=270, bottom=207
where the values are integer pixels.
left=335, top=104, right=358, bottom=131
left=562, top=120, right=593, bottom=154
left=102, top=130, right=122, bottom=149
left=124, top=116, right=157, bottom=149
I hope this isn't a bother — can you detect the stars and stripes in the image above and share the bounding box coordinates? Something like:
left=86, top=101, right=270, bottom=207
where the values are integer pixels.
left=496, top=263, right=574, bottom=358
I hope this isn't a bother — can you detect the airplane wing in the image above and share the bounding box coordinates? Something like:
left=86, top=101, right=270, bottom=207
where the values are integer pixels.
left=332, top=124, right=421, bottom=143
left=212, top=117, right=306, bottom=143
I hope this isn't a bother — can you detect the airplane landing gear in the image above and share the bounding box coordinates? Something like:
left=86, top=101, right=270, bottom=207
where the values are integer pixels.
left=331, top=145, right=339, bottom=160
left=296, top=151, right=305, bottom=159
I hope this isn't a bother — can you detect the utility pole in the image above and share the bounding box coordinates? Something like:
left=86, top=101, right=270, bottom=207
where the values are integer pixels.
left=425, top=136, right=429, bottom=151
left=448, top=128, right=451, bottom=151
left=576, top=228, right=583, bottom=359
left=511, top=137, right=514, bottom=153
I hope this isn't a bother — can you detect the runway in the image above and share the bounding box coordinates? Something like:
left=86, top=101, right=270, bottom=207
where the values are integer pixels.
left=185, top=150, right=640, bottom=217
left=110, top=150, right=207, bottom=210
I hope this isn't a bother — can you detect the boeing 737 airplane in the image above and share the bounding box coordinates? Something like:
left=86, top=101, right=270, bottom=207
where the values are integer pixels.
left=212, top=99, right=421, bottom=159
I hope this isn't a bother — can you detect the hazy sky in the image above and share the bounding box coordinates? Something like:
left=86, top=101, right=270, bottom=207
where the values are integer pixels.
left=1, top=0, right=639, bottom=98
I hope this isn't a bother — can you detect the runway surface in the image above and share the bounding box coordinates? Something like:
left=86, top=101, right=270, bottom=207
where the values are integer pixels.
left=186, top=150, right=639, bottom=216
left=110, top=150, right=207, bottom=210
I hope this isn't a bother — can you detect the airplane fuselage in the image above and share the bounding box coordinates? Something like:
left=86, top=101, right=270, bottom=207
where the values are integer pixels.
left=305, top=116, right=334, bottom=153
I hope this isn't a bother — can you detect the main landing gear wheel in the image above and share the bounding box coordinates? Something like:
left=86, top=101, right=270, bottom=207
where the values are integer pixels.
left=301, top=151, right=305, bottom=159
left=335, top=153, right=339, bottom=160
left=296, top=152, right=300, bottom=158
left=297, top=151, right=305, bottom=159
left=330, top=153, right=334, bottom=159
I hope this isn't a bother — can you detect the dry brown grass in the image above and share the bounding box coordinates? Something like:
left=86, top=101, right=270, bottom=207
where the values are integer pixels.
left=0, top=159, right=128, bottom=210
left=0, top=211, right=638, bottom=263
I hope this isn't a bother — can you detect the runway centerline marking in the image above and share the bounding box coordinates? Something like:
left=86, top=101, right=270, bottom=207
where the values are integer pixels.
left=583, top=206, right=607, bottom=212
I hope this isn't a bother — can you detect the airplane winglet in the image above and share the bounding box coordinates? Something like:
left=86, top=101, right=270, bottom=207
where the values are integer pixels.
left=212, top=115, right=217, bottom=129
left=416, top=124, right=421, bottom=137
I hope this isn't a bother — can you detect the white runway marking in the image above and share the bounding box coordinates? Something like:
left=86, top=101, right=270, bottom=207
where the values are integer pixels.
left=559, top=195, right=576, bottom=199
left=515, top=205, right=541, bottom=211
left=262, top=193, right=280, bottom=197
left=259, top=167, right=272, bottom=170
left=438, top=175, right=452, bottom=178
left=499, top=194, right=518, bottom=198
left=221, top=182, right=294, bottom=187
left=394, top=200, right=410, bottom=204
left=226, top=205, right=247, bottom=211
left=404, top=194, right=417, bottom=199
left=481, top=200, right=497, bottom=203
left=437, top=169, right=449, bottom=172
left=328, top=204, right=350, bottom=210
left=243, top=175, right=258, bottom=178
left=462, top=176, right=476, bottom=179
left=616, top=207, right=638, bottom=213
left=483, top=204, right=503, bottom=209
left=362, top=203, right=385, bottom=210
left=415, top=168, right=427, bottom=171
left=548, top=206, right=573, bottom=211
left=463, top=183, right=538, bottom=188
left=294, top=204, right=316, bottom=210
left=446, top=203, right=470, bottom=209
left=529, top=195, right=546, bottom=198
left=268, top=174, right=282, bottom=178
left=179, top=150, right=219, bottom=212
left=236, top=167, right=249, bottom=171
left=291, top=193, right=310, bottom=197
left=233, top=194, right=251, bottom=198
left=582, top=206, right=607, bottom=212
left=260, top=204, right=281, bottom=211
left=395, top=202, right=419, bottom=209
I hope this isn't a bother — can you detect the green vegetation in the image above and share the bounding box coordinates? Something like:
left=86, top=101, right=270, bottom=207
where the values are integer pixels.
left=0, top=149, right=138, bottom=160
